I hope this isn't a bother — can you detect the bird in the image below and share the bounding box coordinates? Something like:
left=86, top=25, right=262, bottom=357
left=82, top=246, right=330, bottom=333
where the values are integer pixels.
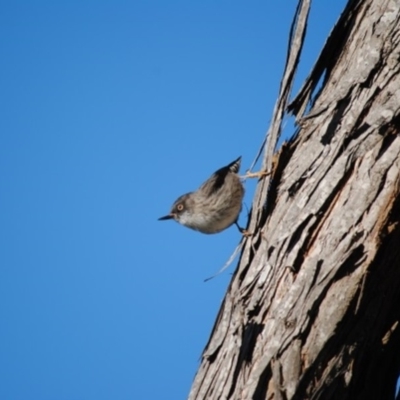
left=158, top=157, right=247, bottom=234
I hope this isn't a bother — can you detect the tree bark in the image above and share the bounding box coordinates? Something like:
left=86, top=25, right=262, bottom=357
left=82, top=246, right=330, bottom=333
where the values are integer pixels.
left=188, top=0, right=400, bottom=399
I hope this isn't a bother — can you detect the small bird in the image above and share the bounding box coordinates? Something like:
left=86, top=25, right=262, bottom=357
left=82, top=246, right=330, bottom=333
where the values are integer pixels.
left=158, top=157, right=246, bottom=234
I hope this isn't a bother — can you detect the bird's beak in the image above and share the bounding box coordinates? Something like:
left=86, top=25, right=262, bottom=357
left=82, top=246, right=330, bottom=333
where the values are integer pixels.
left=158, top=214, right=174, bottom=221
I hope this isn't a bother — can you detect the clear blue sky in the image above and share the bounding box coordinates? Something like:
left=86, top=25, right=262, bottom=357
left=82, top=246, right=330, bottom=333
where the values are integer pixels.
left=0, top=1, right=346, bottom=399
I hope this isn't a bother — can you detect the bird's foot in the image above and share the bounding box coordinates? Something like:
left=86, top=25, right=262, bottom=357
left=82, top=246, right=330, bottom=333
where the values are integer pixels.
left=235, top=222, right=252, bottom=237
left=242, top=170, right=271, bottom=180
left=240, top=229, right=252, bottom=237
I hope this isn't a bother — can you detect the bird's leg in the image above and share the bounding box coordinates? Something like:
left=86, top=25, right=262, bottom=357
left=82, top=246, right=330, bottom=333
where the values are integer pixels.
left=241, top=170, right=271, bottom=180
left=235, top=221, right=252, bottom=237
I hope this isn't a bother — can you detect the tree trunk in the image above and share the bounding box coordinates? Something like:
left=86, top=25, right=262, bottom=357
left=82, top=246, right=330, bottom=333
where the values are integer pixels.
left=188, top=0, right=400, bottom=399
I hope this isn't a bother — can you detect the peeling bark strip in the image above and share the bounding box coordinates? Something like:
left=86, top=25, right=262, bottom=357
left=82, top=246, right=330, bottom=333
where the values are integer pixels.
left=188, top=0, right=400, bottom=399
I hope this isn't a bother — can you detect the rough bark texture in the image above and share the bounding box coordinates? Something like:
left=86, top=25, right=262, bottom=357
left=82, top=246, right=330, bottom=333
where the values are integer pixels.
left=188, top=0, right=400, bottom=399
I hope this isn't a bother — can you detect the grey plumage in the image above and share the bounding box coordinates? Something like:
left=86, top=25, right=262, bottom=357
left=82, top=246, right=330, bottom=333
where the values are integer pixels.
left=158, top=157, right=244, bottom=234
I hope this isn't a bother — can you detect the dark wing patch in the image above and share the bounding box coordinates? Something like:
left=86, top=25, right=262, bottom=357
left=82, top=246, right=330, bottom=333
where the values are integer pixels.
left=198, top=156, right=241, bottom=196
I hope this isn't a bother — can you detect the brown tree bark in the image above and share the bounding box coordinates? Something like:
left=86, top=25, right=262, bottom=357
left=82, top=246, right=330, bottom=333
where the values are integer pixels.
left=188, top=0, right=400, bottom=399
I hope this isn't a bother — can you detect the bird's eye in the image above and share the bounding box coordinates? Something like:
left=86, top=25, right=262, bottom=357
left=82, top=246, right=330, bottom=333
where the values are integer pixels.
left=176, top=203, right=184, bottom=211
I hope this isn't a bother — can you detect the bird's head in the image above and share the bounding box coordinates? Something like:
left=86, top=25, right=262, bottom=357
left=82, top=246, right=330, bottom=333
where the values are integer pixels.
left=158, top=193, right=194, bottom=225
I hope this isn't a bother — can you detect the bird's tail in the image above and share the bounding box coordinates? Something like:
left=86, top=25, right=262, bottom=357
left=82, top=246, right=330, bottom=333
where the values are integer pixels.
left=227, top=156, right=241, bottom=173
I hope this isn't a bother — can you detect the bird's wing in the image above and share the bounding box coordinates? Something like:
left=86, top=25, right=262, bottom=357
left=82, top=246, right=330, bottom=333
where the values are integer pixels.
left=198, top=157, right=241, bottom=196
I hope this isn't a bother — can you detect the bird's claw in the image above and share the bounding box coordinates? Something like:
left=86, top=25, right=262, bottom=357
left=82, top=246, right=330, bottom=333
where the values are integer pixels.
left=240, top=229, right=252, bottom=237
left=242, top=170, right=271, bottom=179
left=235, top=222, right=252, bottom=237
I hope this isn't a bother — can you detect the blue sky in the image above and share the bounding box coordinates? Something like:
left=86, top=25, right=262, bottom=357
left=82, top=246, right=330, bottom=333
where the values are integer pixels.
left=0, top=1, right=347, bottom=399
